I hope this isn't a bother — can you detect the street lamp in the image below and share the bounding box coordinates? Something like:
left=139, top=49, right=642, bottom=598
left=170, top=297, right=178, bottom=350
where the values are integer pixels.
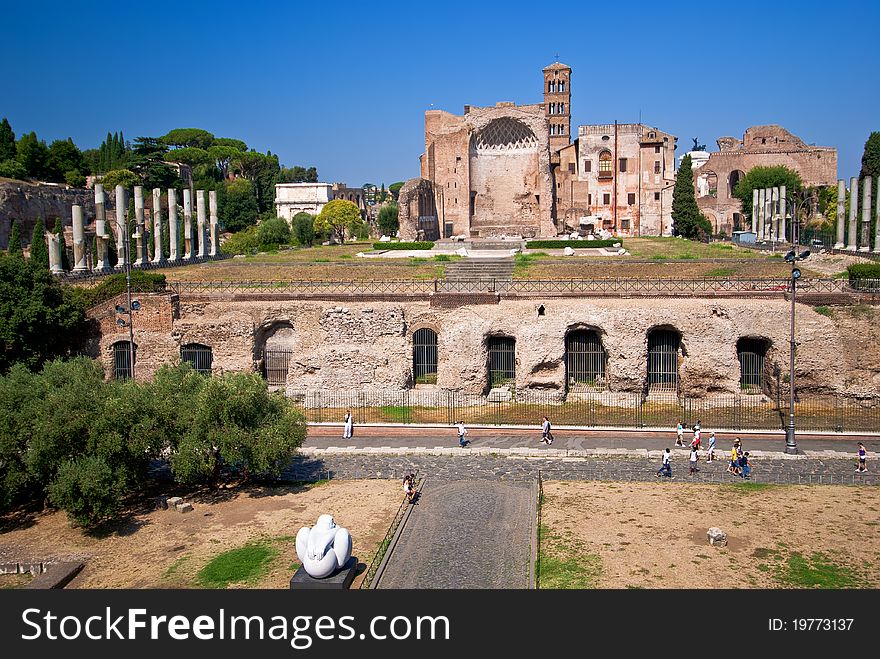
left=782, top=190, right=815, bottom=454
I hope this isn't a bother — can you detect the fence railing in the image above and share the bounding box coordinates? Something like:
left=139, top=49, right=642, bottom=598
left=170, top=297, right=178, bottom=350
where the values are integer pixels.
left=288, top=390, right=880, bottom=433
left=360, top=472, right=420, bottom=589
left=162, top=278, right=880, bottom=297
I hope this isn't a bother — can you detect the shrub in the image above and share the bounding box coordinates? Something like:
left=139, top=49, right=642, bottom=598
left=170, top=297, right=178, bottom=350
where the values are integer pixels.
left=64, top=169, right=86, bottom=187
left=256, top=216, right=291, bottom=247
left=373, top=241, right=434, bottom=250
left=847, top=263, right=880, bottom=282
left=48, top=455, right=121, bottom=526
left=292, top=212, right=315, bottom=246
left=525, top=239, right=622, bottom=249
left=71, top=271, right=166, bottom=308
left=220, top=226, right=259, bottom=256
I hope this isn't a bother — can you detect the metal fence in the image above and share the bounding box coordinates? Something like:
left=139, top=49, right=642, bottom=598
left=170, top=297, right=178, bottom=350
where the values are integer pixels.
left=288, top=389, right=880, bottom=433
left=163, top=278, right=880, bottom=297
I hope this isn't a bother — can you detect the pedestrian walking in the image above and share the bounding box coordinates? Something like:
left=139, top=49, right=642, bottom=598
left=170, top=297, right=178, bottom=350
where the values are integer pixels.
left=706, top=431, right=716, bottom=462
left=740, top=452, right=752, bottom=480
left=541, top=416, right=554, bottom=445
left=692, top=420, right=702, bottom=450
left=656, top=448, right=673, bottom=478
left=727, top=438, right=741, bottom=475
left=856, top=442, right=868, bottom=473
left=456, top=420, right=469, bottom=447
left=675, top=420, right=684, bottom=447
left=343, top=409, right=353, bottom=439
left=689, top=447, right=699, bottom=474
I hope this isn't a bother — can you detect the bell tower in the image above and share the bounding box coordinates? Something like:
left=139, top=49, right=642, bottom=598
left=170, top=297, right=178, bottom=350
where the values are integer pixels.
left=543, top=60, right=571, bottom=155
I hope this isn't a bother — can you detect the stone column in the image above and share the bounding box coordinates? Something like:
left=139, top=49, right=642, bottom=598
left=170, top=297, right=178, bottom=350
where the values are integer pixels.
left=757, top=188, right=766, bottom=239
left=168, top=188, right=179, bottom=262
left=115, top=185, right=128, bottom=267
left=196, top=190, right=207, bottom=258
left=71, top=205, right=88, bottom=272
left=183, top=189, right=193, bottom=260
left=94, top=184, right=110, bottom=272
left=152, top=188, right=165, bottom=264
left=779, top=185, right=787, bottom=244
left=834, top=179, right=846, bottom=249
left=209, top=190, right=218, bottom=257
left=847, top=177, right=858, bottom=251
left=874, top=177, right=880, bottom=253
left=751, top=188, right=759, bottom=233
left=48, top=233, right=63, bottom=274
left=133, top=186, right=147, bottom=265
left=860, top=176, right=873, bottom=252
left=770, top=187, right=779, bottom=241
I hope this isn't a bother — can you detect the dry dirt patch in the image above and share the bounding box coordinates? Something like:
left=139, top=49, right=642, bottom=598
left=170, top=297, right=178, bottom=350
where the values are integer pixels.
left=541, top=481, right=880, bottom=588
left=0, top=480, right=400, bottom=589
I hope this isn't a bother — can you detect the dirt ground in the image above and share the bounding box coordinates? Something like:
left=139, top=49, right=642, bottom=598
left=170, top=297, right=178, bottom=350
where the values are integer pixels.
left=541, top=481, right=880, bottom=588
left=0, top=480, right=401, bottom=589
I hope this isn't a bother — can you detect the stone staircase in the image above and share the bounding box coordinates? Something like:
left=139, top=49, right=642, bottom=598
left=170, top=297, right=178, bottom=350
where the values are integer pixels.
left=443, top=256, right=515, bottom=281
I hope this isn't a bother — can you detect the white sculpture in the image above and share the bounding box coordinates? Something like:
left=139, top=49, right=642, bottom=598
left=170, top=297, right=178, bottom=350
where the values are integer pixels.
left=295, top=514, right=353, bottom=578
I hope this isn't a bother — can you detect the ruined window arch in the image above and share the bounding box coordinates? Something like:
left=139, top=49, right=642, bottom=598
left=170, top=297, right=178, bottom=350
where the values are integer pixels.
left=473, top=118, right=538, bottom=152
left=412, top=328, right=438, bottom=385
left=737, top=337, right=770, bottom=394
left=112, top=340, right=135, bottom=380
left=647, top=328, right=681, bottom=394
left=729, top=170, right=745, bottom=197
left=255, top=321, right=295, bottom=386
left=565, top=329, right=606, bottom=391
left=487, top=335, right=516, bottom=387
left=697, top=171, right=717, bottom=198
left=181, top=343, right=213, bottom=375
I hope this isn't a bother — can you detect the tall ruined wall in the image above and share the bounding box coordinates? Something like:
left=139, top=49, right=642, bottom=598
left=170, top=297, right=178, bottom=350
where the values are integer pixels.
left=0, top=180, right=107, bottom=249
left=88, top=294, right=880, bottom=400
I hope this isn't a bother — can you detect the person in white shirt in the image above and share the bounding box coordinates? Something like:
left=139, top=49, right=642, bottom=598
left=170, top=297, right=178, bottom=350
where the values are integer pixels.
left=689, top=447, right=699, bottom=474
left=456, top=421, right=469, bottom=447
left=656, top=448, right=673, bottom=478
left=707, top=432, right=716, bottom=462
left=343, top=410, right=353, bottom=439
left=541, top=416, right=553, bottom=445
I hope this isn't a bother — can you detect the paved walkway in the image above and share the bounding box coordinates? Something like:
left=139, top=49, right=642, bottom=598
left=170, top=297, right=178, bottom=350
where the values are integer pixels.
left=375, top=480, right=534, bottom=589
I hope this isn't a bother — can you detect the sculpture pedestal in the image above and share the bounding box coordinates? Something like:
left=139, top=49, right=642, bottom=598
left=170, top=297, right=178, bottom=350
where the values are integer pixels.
left=290, top=556, right=358, bottom=590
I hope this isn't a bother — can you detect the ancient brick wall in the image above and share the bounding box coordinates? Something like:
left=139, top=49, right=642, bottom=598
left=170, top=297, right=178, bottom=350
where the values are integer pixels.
left=87, top=294, right=880, bottom=399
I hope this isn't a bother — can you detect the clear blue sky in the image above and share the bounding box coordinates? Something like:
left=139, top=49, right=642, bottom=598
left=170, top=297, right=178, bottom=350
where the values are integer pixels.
left=2, top=0, right=877, bottom=186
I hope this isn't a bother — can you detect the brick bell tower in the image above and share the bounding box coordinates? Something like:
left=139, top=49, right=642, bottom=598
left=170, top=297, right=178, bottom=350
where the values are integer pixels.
left=543, top=60, right=571, bottom=156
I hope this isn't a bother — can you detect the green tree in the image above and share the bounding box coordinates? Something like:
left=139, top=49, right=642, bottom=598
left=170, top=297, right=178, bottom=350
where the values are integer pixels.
left=671, top=154, right=712, bottom=240
left=859, top=132, right=880, bottom=181
left=46, top=138, right=87, bottom=182
left=0, top=254, right=85, bottom=373
left=207, top=145, right=242, bottom=179
left=64, top=170, right=86, bottom=187
left=29, top=217, right=49, bottom=267
left=53, top=218, right=70, bottom=270
left=292, top=212, right=315, bottom=246
left=161, top=128, right=215, bottom=150
left=388, top=181, right=405, bottom=201
left=732, top=165, right=803, bottom=225
left=231, top=151, right=280, bottom=213
left=314, top=199, right=362, bottom=244
left=165, top=146, right=211, bottom=168
left=278, top=165, right=318, bottom=183
left=219, top=178, right=260, bottom=232
left=7, top=220, right=23, bottom=257
left=219, top=225, right=259, bottom=255
left=101, top=169, right=140, bottom=191
left=0, top=118, right=16, bottom=162
left=377, top=203, right=399, bottom=236
left=16, top=131, right=49, bottom=179
left=214, top=137, right=248, bottom=152
left=0, top=159, right=27, bottom=179
left=256, top=216, right=291, bottom=247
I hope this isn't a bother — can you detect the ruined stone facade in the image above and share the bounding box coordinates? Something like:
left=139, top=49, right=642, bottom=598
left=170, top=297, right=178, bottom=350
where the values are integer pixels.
left=87, top=294, right=880, bottom=401
left=553, top=124, right=677, bottom=236
left=691, top=125, right=838, bottom=236
left=274, top=182, right=368, bottom=224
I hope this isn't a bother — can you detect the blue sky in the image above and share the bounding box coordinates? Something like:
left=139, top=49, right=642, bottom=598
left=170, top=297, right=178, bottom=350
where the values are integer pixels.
left=2, top=0, right=877, bottom=186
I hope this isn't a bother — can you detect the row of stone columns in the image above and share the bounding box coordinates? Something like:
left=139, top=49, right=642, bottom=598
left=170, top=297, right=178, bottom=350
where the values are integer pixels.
left=833, top=176, right=879, bottom=253
left=751, top=186, right=787, bottom=242
left=49, top=184, right=219, bottom=274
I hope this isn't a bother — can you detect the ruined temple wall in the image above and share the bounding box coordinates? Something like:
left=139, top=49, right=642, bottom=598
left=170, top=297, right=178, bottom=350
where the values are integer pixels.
left=87, top=295, right=879, bottom=399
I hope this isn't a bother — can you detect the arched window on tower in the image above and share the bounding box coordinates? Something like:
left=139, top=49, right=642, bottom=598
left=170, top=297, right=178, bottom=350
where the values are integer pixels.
left=560, top=80, right=566, bottom=92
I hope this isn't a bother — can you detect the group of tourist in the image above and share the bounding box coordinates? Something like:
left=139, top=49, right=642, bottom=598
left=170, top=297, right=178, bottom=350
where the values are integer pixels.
left=660, top=422, right=752, bottom=480
left=403, top=474, right=418, bottom=503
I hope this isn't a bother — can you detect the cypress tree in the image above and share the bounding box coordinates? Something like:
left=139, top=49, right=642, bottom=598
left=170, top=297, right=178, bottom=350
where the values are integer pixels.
left=53, top=217, right=70, bottom=270
left=8, top=219, right=23, bottom=257
left=29, top=217, right=49, bottom=268
left=0, top=117, right=16, bottom=161
left=671, top=154, right=712, bottom=241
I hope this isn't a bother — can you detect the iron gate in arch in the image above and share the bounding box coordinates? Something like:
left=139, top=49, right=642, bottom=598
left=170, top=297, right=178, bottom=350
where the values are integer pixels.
left=180, top=343, right=213, bottom=375
left=412, top=328, right=438, bottom=384
left=112, top=341, right=134, bottom=380
left=647, top=329, right=680, bottom=393
left=488, top=336, right=516, bottom=387
left=737, top=338, right=767, bottom=394
left=264, top=348, right=293, bottom=386
left=565, top=329, right=606, bottom=391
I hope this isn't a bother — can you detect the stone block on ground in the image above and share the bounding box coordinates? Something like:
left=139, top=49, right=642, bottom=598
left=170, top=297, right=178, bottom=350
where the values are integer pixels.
left=487, top=387, right=512, bottom=402
left=707, top=527, right=727, bottom=546
left=166, top=497, right=183, bottom=507
left=563, top=246, right=575, bottom=256
left=176, top=502, right=193, bottom=513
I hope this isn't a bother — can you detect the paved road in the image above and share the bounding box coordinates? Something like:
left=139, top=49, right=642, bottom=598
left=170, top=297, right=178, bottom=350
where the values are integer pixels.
left=376, top=480, right=534, bottom=589
left=305, top=425, right=879, bottom=455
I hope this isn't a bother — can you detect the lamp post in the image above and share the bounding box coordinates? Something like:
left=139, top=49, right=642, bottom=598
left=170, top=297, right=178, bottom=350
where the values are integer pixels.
left=782, top=189, right=814, bottom=454
left=114, top=189, right=138, bottom=380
